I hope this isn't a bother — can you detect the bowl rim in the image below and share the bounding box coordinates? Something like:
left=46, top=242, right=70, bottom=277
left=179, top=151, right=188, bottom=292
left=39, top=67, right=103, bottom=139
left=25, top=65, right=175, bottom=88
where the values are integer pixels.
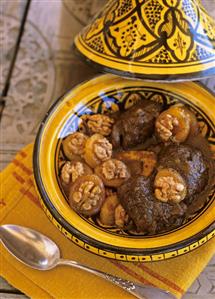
left=33, top=74, right=215, bottom=260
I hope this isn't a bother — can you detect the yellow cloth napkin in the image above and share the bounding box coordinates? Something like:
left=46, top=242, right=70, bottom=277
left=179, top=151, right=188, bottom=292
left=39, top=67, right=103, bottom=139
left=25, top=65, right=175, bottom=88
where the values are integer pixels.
left=1, top=143, right=214, bottom=299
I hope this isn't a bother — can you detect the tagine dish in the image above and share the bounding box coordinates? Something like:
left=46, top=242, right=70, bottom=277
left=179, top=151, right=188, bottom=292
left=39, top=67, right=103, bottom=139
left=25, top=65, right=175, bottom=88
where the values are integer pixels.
left=58, top=97, right=214, bottom=236
left=34, top=74, right=215, bottom=261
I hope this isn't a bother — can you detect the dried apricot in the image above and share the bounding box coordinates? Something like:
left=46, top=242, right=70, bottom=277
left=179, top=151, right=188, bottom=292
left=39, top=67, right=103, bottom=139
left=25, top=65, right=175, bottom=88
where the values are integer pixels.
left=115, top=204, right=129, bottom=228
left=62, top=132, right=88, bottom=160
left=95, top=159, right=130, bottom=187
left=60, top=160, right=92, bottom=190
left=155, top=105, right=191, bottom=143
left=99, top=195, right=119, bottom=226
left=154, top=168, right=187, bottom=203
left=84, top=134, right=112, bottom=168
left=69, top=174, right=105, bottom=216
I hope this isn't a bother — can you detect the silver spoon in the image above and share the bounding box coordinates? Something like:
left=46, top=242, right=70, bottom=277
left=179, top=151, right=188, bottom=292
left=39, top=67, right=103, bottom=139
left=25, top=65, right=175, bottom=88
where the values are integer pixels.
left=0, top=224, right=175, bottom=299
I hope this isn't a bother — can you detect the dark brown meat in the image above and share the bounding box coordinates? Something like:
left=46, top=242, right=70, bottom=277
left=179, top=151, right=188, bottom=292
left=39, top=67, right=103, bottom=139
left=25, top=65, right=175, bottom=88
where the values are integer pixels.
left=158, top=144, right=209, bottom=199
left=111, top=100, right=162, bottom=149
left=182, top=137, right=214, bottom=212
left=117, top=176, right=186, bottom=234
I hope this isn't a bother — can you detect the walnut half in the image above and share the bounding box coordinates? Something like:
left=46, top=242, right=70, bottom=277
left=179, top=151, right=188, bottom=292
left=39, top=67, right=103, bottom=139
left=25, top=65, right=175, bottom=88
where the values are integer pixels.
left=81, top=114, right=114, bottom=136
left=61, top=161, right=92, bottom=185
left=156, top=114, right=179, bottom=141
left=102, top=159, right=128, bottom=180
left=95, top=159, right=130, bottom=187
left=84, top=134, right=112, bottom=168
left=62, top=132, right=88, bottom=160
left=69, top=174, right=105, bottom=216
left=154, top=168, right=187, bottom=203
left=155, top=105, right=191, bottom=143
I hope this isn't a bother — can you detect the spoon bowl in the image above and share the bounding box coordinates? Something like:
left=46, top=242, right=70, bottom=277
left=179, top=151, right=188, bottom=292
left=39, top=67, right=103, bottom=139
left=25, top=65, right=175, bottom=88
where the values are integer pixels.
left=0, top=224, right=60, bottom=270
left=0, top=224, right=176, bottom=299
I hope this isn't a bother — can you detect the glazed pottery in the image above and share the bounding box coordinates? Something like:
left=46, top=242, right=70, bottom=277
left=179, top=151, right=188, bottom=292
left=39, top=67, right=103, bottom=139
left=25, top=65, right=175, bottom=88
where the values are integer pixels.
left=33, top=74, right=215, bottom=262
left=74, top=0, right=215, bottom=81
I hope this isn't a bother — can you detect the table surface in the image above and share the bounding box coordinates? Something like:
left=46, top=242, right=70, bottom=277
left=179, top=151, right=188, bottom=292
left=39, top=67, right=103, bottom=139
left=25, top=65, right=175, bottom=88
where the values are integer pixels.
left=0, top=0, right=215, bottom=298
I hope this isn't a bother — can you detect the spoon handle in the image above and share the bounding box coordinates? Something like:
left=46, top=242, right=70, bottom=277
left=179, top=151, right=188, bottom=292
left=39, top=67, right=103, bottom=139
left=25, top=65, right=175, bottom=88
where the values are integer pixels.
left=58, top=259, right=175, bottom=299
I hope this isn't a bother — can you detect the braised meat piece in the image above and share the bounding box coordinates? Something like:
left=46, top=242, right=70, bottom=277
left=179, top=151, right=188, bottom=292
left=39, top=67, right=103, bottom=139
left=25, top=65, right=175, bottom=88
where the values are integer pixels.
left=111, top=100, right=162, bottom=149
left=158, top=144, right=209, bottom=199
left=118, top=176, right=186, bottom=234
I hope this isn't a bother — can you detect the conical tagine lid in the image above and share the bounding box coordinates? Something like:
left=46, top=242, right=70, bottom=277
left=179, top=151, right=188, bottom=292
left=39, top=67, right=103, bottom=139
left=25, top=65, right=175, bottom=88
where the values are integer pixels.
left=74, top=0, right=215, bottom=81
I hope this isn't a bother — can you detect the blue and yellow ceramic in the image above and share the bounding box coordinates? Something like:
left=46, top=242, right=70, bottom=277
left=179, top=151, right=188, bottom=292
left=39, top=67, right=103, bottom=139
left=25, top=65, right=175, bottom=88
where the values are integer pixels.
left=33, top=74, right=215, bottom=262
left=74, top=0, right=215, bottom=81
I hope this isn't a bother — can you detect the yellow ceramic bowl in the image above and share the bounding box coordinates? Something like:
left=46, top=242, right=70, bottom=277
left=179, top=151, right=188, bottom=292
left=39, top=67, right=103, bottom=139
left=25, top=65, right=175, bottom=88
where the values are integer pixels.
left=33, top=74, right=215, bottom=262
